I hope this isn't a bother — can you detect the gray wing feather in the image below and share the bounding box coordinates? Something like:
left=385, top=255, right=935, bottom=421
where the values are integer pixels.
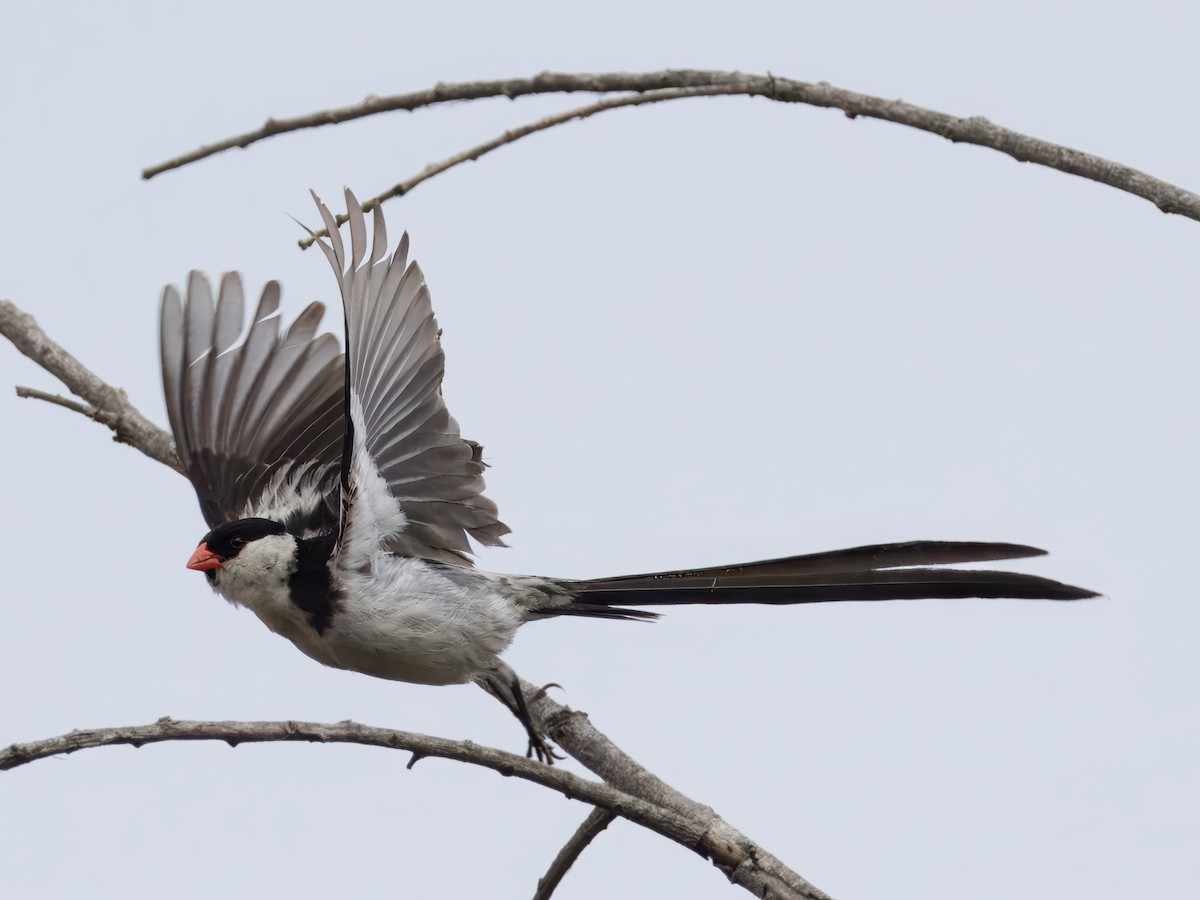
left=160, top=273, right=345, bottom=531
left=311, top=189, right=510, bottom=566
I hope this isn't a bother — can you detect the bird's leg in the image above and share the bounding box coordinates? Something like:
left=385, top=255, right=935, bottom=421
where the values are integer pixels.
left=479, top=667, right=563, bottom=764
left=509, top=675, right=566, bottom=764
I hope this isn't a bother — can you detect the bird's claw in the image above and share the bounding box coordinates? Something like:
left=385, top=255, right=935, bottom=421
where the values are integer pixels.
left=532, top=681, right=562, bottom=702
left=526, top=731, right=565, bottom=764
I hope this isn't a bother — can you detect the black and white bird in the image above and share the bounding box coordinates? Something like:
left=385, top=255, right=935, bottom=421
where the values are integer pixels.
left=161, top=189, right=1097, bottom=762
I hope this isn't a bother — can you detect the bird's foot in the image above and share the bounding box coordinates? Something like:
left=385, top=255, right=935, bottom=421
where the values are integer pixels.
left=525, top=728, right=565, bottom=765
left=511, top=679, right=564, bottom=764
left=480, top=669, right=565, bottom=764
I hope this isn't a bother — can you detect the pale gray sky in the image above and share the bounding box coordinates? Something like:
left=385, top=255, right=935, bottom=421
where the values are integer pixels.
left=1, top=2, right=1195, bottom=898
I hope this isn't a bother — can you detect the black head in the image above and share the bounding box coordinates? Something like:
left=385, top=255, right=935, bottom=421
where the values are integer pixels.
left=186, top=518, right=288, bottom=572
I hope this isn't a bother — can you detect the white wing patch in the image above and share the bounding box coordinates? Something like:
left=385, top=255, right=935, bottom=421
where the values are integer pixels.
left=246, top=460, right=338, bottom=537
left=337, top=391, right=409, bottom=572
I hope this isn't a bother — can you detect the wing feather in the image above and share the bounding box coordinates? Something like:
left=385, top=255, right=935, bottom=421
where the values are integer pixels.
left=160, top=273, right=344, bottom=531
left=166, top=190, right=508, bottom=562
left=159, top=287, right=186, bottom=451
left=312, top=188, right=510, bottom=566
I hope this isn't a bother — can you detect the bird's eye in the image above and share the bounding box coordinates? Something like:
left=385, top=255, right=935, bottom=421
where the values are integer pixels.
left=230, top=536, right=246, bottom=550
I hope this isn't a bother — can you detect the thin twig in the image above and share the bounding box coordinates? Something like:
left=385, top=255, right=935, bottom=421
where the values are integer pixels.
left=143, top=71, right=743, bottom=178
left=0, top=300, right=183, bottom=472
left=144, top=69, right=1200, bottom=224
left=16, top=386, right=100, bottom=418
left=533, top=807, right=618, bottom=900
left=296, top=85, right=743, bottom=249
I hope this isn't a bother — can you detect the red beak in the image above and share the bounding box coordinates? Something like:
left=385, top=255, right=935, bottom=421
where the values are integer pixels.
left=187, top=542, right=223, bottom=572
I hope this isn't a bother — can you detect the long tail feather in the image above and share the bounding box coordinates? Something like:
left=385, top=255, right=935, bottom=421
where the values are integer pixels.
left=546, top=541, right=1097, bottom=621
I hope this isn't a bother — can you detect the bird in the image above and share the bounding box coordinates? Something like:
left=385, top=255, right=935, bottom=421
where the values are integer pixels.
left=161, top=189, right=1097, bottom=763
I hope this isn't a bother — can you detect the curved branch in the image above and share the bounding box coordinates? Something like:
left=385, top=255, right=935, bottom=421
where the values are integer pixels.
left=296, top=84, right=743, bottom=249
left=0, top=718, right=702, bottom=843
left=0, top=300, right=183, bottom=472
left=533, top=807, right=618, bottom=900
left=144, top=69, right=1200, bottom=223
left=0, top=717, right=823, bottom=899
left=142, top=70, right=741, bottom=178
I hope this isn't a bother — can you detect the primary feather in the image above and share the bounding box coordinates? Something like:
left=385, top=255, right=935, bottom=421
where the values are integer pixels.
left=311, top=189, right=510, bottom=566
left=160, top=276, right=344, bottom=531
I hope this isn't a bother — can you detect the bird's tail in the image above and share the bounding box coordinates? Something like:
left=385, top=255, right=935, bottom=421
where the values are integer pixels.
left=544, top=541, right=1097, bottom=621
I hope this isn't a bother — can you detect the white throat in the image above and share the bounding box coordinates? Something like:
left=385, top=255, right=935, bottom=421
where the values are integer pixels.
left=211, top=533, right=310, bottom=641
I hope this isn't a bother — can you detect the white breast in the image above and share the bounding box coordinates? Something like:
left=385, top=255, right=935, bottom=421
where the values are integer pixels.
left=211, top=534, right=333, bottom=664
left=212, top=536, right=526, bottom=686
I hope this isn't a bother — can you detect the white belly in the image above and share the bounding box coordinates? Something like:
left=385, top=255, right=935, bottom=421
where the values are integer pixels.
left=321, top=558, right=525, bottom=685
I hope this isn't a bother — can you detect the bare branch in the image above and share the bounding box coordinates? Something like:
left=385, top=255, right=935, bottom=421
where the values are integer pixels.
left=533, top=807, right=618, bottom=900
left=145, top=69, right=1200, bottom=224
left=0, top=718, right=698, bottom=843
left=0, top=300, right=183, bottom=472
left=142, top=71, right=744, bottom=178
left=524, top=680, right=832, bottom=900
left=296, top=85, right=742, bottom=249
left=0, top=717, right=822, bottom=899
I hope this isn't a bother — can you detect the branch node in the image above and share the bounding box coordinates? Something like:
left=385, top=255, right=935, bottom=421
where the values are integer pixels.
left=544, top=706, right=587, bottom=734
left=0, top=300, right=184, bottom=472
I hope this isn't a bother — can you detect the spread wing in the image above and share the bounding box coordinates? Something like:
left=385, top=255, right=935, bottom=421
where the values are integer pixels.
left=160, top=273, right=345, bottom=532
left=311, top=188, right=510, bottom=567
